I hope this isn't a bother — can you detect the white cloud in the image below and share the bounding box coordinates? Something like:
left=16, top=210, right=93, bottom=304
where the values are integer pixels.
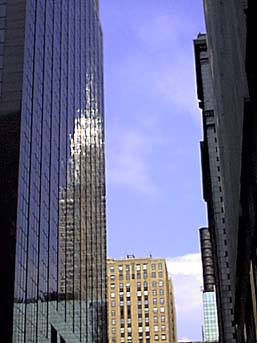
left=107, top=128, right=161, bottom=195
left=136, top=9, right=201, bottom=120
left=179, top=338, right=191, bottom=343
left=167, top=253, right=203, bottom=341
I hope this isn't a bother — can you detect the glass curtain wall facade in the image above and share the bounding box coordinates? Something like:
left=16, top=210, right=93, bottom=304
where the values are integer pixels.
left=203, top=291, right=219, bottom=342
left=0, top=1, right=107, bottom=342
left=199, top=227, right=219, bottom=342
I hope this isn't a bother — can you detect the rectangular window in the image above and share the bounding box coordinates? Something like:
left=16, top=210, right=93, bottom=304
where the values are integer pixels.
left=0, top=17, right=5, bottom=29
left=51, top=326, right=57, bottom=343
left=0, top=5, right=6, bottom=17
left=0, top=29, right=4, bottom=42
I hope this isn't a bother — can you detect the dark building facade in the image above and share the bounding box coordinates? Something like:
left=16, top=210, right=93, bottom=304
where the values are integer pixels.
left=0, top=1, right=107, bottom=342
left=195, top=1, right=257, bottom=342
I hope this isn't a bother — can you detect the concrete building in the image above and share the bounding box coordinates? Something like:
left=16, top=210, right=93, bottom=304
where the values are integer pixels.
left=0, top=1, right=107, bottom=342
left=194, top=33, right=228, bottom=341
left=107, top=256, right=177, bottom=343
left=195, top=1, right=257, bottom=342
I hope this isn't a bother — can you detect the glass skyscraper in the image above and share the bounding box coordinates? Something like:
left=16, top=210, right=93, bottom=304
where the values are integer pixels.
left=0, top=1, right=107, bottom=342
left=203, top=291, right=219, bottom=342
left=199, top=227, right=219, bottom=342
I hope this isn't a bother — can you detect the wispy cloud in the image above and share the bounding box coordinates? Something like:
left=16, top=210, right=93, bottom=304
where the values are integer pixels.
left=105, top=6, right=202, bottom=125
left=167, top=253, right=203, bottom=341
left=179, top=338, right=191, bottom=343
left=107, top=127, right=161, bottom=195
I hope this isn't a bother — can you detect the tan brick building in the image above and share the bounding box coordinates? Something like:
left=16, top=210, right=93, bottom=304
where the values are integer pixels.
left=107, top=256, right=177, bottom=343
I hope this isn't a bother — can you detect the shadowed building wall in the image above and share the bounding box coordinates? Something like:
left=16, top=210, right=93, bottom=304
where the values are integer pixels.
left=195, top=1, right=257, bottom=341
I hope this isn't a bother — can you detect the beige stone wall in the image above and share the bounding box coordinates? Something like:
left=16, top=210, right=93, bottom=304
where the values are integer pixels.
left=107, top=257, right=177, bottom=343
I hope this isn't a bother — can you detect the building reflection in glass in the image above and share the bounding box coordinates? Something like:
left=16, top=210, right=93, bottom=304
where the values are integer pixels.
left=59, top=105, right=107, bottom=343
left=0, top=1, right=108, bottom=342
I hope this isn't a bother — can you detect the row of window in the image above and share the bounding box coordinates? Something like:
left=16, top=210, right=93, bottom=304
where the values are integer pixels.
left=111, top=333, right=167, bottom=342
left=111, top=311, right=164, bottom=320
left=112, top=325, right=166, bottom=333
left=110, top=289, right=165, bottom=298
left=109, top=271, right=164, bottom=280
left=110, top=300, right=166, bottom=313
left=110, top=280, right=164, bottom=289
left=109, top=262, right=163, bottom=273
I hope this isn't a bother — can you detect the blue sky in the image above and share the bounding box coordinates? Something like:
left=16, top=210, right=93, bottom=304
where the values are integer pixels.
left=100, top=1, right=206, bottom=340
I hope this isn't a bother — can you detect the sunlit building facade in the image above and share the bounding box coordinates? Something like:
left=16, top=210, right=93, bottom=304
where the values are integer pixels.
left=0, top=1, right=107, bottom=342
left=107, top=257, right=177, bottom=343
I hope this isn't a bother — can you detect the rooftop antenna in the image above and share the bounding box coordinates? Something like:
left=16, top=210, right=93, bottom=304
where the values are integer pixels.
left=126, top=254, right=135, bottom=259
left=201, top=325, right=204, bottom=341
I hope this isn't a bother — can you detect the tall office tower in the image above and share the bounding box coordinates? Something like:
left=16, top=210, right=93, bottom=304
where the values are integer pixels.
left=107, top=257, right=177, bottom=343
left=195, top=1, right=257, bottom=341
left=199, top=228, right=218, bottom=342
left=194, top=33, right=229, bottom=342
left=0, top=1, right=107, bottom=342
